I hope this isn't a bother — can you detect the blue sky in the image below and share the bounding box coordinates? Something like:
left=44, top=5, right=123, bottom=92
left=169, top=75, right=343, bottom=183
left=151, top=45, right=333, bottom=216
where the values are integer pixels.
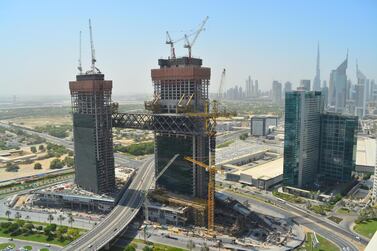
left=0, top=0, right=376, bottom=96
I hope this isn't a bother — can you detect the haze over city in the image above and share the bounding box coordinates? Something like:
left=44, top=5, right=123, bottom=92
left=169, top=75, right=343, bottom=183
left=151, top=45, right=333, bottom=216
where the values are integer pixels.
left=1, top=1, right=377, bottom=251
left=1, top=0, right=376, bottom=96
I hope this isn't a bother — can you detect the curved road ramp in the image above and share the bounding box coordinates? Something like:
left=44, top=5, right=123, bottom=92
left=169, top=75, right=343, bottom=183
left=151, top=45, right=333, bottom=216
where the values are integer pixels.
left=63, top=159, right=154, bottom=251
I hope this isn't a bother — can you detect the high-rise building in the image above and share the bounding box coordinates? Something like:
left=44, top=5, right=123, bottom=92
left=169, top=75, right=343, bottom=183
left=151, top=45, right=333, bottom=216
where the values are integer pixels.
left=322, top=80, right=328, bottom=108
left=283, top=90, right=323, bottom=188
left=151, top=57, right=210, bottom=198
left=272, top=81, right=282, bottom=105
left=319, top=113, right=358, bottom=183
left=300, top=80, right=311, bottom=91
left=329, top=53, right=348, bottom=113
left=70, top=73, right=115, bottom=194
left=356, top=63, right=368, bottom=118
left=245, top=76, right=253, bottom=97
left=313, top=43, right=321, bottom=91
left=254, top=80, right=259, bottom=96
left=284, top=81, right=292, bottom=93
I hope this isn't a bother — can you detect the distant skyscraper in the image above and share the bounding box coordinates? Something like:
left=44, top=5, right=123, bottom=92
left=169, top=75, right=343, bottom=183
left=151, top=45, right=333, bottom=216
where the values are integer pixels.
left=329, top=52, right=348, bottom=113
left=313, top=43, right=321, bottom=91
left=356, top=62, right=368, bottom=118
left=300, top=80, right=311, bottom=91
left=254, top=80, right=259, bottom=96
left=319, top=113, right=358, bottom=183
left=283, top=90, right=323, bottom=188
left=284, top=81, right=292, bottom=93
left=245, top=76, right=252, bottom=97
left=272, top=81, right=282, bottom=105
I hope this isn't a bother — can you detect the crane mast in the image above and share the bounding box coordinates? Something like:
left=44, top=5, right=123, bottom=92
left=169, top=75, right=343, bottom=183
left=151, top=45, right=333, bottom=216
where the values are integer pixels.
left=77, top=31, right=82, bottom=74
left=88, top=19, right=100, bottom=73
left=184, top=16, right=209, bottom=58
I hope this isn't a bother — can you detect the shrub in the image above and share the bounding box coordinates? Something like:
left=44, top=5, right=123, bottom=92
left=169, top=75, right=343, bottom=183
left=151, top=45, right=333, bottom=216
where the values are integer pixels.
left=50, top=159, right=64, bottom=169
left=34, top=162, right=42, bottom=169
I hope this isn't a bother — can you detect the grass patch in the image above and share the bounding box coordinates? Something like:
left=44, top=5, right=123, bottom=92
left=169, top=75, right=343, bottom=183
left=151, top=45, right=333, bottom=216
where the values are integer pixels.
left=353, top=219, right=377, bottom=238
left=0, top=243, right=16, bottom=249
left=328, top=216, right=343, bottom=224
left=272, top=190, right=305, bottom=203
left=299, top=232, right=339, bottom=251
left=39, top=249, right=49, bottom=251
left=336, top=207, right=350, bottom=214
left=308, top=204, right=333, bottom=216
left=0, top=219, right=86, bottom=247
left=23, top=246, right=33, bottom=250
left=217, top=140, right=235, bottom=148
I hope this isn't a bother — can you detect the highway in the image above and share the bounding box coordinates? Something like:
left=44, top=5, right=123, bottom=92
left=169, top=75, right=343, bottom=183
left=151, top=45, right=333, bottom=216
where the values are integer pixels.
left=63, top=158, right=155, bottom=251
left=223, top=190, right=362, bottom=251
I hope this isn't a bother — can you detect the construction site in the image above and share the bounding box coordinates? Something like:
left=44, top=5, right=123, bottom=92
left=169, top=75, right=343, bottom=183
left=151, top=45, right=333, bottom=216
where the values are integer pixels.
left=6, top=18, right=302, bottom=250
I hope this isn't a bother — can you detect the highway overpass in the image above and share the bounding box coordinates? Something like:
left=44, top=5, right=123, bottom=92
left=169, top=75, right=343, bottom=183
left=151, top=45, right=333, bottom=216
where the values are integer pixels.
left=63, top=158, right=154, bottom=251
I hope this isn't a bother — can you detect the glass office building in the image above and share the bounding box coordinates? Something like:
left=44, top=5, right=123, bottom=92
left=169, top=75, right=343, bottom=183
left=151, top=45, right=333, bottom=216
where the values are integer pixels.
left=283, top=90, right=323, bottom=188
left=319, top=113, right=358, bottom=183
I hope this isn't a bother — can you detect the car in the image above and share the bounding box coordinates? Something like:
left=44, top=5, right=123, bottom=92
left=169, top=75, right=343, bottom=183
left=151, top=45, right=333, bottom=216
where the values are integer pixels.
left=88, top=244, right=93, bottom=248
left=114, top=228, right=118, bottom=232
left=8, top=238, right=13, bottom=241
left=45, top=244, right=51, bottom=247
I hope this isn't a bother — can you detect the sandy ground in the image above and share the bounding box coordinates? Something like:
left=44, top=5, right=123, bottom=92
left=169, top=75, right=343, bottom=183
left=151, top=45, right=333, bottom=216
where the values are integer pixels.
left=0, top=154, right=69, bottom=182
left=5, top=115, right=71, bottom=129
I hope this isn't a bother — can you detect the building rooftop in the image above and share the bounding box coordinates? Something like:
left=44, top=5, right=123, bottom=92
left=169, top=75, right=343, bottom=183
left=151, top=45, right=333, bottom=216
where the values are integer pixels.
left=235, top=157, right=284, bottom=180
left=356, top=136, right=376, bottom=167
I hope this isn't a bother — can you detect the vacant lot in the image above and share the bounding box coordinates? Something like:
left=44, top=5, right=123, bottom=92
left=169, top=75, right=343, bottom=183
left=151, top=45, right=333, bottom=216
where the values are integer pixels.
left=5, top=115, right=71, bottom=129
left=0, top=154, right=69, bottom=182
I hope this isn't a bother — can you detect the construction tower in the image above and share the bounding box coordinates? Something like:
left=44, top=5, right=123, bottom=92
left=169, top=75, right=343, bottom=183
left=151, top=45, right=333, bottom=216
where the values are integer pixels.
left=149, top=57, right=213, bottom=199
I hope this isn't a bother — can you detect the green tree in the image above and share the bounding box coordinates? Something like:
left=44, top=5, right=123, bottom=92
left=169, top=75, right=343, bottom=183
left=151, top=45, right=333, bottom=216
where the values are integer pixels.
left=68, top=214, right=75, bottom=227
left=14, top=212, right=22, bottom=220
left=5, top=210, right=11, bottom=220
left=47, top=214, right=54, bottom=224
left=142, top=246, right=153, bottom=251
left=38, top=144, right=45, bottom=152
left=124, top=244, right=136, bottom=251
left=30, top=146, right=37, bottom=153
left=50, top=158, right=63, bottom=169
left=34, top=162, right=42, bottom=169
left=58, top=215, right=66, bottom=226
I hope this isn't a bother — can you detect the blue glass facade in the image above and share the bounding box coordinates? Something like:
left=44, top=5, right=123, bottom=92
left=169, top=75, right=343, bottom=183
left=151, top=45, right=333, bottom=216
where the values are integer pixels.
left=319, top=113, right=358, bottom=183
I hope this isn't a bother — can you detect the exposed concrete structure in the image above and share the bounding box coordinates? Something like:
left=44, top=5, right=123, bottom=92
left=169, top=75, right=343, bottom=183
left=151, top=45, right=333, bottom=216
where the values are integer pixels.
left=70, top=73, right=115, bottom=194
left=150, top=57, right=212, bottom=199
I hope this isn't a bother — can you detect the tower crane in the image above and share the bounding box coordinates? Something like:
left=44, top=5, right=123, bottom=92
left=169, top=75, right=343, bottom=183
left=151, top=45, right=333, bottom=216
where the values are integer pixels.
left=166, top=31, right=198, bottom=59
left=184, top=156, right=218, bottom=234
left=184, top=16, right=209, bottom=58
left=87, top=19, right=101, bottom=74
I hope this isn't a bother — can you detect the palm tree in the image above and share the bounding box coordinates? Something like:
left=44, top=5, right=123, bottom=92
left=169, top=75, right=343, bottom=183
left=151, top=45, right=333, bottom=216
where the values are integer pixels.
left=47, top=214, right=54, bottom=224
left=68, top=215, right=75, bottom=227
left=5, top=210, right=11, bottom=220
left=15, top=212, right=22, bottom=220
left=58, top=215, right=66, bottom=226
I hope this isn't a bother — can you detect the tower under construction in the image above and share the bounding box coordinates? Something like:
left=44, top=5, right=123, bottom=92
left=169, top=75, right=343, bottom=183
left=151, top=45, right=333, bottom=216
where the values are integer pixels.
left=69, top=73, right=115, bottom=194
left=69, top=20, right=115, bottom=194
left=147, top=57, right=213, bottom=199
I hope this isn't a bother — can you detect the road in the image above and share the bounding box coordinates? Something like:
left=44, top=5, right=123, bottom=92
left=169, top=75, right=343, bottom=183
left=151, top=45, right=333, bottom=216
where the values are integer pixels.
left=222, top=190, right=362, bottom=251
left=0, top=237, right=61, bottom=251
left=62, top=158, right=155, bottom=251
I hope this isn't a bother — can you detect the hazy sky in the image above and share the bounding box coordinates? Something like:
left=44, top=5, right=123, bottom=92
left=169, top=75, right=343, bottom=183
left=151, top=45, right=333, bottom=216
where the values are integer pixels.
left=1, top=0, right=376, bottom=97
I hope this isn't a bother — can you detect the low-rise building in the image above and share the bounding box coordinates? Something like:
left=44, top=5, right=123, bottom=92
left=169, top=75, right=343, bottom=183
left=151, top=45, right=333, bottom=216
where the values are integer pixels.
left=250, top=115, right=278, bottom=136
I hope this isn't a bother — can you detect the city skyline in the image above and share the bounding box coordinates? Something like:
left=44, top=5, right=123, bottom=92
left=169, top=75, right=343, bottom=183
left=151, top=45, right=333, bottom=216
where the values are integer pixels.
left=0, top=0, right=376, bottom=96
